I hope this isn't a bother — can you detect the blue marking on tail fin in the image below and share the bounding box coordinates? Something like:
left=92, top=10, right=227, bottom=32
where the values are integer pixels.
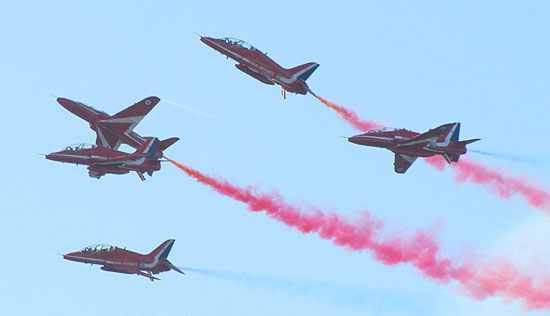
left=298, top=64, right=319, bottom=82
left=159, top=240, right=174, bottom=260
left=450, top=123, right=461, bottom=142
left=146, top=138, right=159, bottom=159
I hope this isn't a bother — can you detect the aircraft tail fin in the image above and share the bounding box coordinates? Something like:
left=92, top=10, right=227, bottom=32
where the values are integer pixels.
left=134, top=137, right=159, bottom=159
left=449, top=122, right=461, bottom=142
left=158, top=137, right=179, bottom=152
left=148, top=239, right=184, bottom=275
left=400, top=123, right=459, bottom=147
left=288, top=62, right=319, bottom=82
left=148, top=239, right=176, bottom=260
left=434, top=122, right=460, bottom=144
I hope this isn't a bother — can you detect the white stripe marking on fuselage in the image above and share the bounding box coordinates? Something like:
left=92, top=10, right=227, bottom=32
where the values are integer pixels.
left=51, top=154, right=107, bottom=160
left=143, top=241, right=172, bottom=269
left=67, top=242, right=173, bottom=272
left=353, top=135, right=395, bottom=141
left=204, top=38, right=310, bottom=85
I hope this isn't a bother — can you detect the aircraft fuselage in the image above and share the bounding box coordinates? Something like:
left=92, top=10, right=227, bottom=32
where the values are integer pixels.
left=45, top=144, right=160, bottom=178
left=200, top=36, right=318, bottom=95
left=63, top=240, right=183, bottom=281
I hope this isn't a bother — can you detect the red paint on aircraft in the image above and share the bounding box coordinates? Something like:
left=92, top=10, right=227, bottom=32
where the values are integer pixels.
left=199, top=36, right=319, bottom=98
left=63, top=239, right=183, bottom=281
left=56, top=96, right=178, bottom=158
left=46, top=137, right=163, bottom=180
left=348, top=123, right=479, bottom=173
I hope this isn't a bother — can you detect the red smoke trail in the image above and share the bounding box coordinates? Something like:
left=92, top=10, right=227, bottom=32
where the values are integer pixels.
left=425, top=156, right=550, bottom=211
left=311, top=94, right=550, bottom=211
left=313, top=95, right=383, bottom=131
left=166, top=157, right=550, bottom=309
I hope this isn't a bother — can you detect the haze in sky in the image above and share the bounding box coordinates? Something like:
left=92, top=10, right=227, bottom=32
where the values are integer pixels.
left=2, top=1, right=550, bottom=315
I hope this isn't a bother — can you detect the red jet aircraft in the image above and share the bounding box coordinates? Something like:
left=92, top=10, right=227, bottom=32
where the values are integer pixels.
left=199, top=35, right=319, bottom=99
left=56, top=96, right=179, bottom=158
left=348, top=122, right=480, bottom=174
left=46, top=137, right=163, bottom=180
left=63, top=239, right=184, bottom=281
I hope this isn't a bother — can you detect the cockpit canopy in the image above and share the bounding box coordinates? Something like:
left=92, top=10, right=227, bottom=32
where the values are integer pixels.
left=75, top=101, right=104, bottom=114
left=64, top=143, right=97, bottom=151
left=224, top=37, right=255, bottom=50
left=81, top=244, right=115, bottom=253
left=366, top=127, right=401, bottom=133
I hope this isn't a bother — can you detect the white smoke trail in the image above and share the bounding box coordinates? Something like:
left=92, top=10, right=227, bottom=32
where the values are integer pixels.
left=162, top=98, right=219, bottom=120
left=180, top=266, right=386, bottom=306
left=469, top=149, right=550, bottom=166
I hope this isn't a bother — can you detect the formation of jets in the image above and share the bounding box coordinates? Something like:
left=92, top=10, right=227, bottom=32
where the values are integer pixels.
left=53, top=34, right=480, bottom=280
left=46, top=96, right=178, bottom=180
left=56, top=96, right=179, bottom=157
left=46, top=137, right=161, bottom=180
left=198, top=35, right=480, bottom=174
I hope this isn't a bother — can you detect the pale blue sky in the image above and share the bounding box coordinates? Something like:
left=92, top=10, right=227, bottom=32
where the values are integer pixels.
left=2, top=1, right=550, bottom=315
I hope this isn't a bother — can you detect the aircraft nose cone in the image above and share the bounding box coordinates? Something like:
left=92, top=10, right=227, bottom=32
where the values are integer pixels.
left=45, top=153, right=59, bottom=161
left=56, top=97, right=69, bottom=106
left=347, top=136, right=359, bottom=144
left=62, top=252, right=81, bottom=262
left=56, top=97, right=75, bottom=110
left=45, top=153, right=65, bottom=162
left=199, top=37, right=219, bottom=49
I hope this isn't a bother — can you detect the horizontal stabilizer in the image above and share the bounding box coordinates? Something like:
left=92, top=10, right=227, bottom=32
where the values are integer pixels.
left=458, top=138, right=481, bottom=146
left=158, top=137, right=179, bottom=152
left=165, top=260, right=185, bottom=275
